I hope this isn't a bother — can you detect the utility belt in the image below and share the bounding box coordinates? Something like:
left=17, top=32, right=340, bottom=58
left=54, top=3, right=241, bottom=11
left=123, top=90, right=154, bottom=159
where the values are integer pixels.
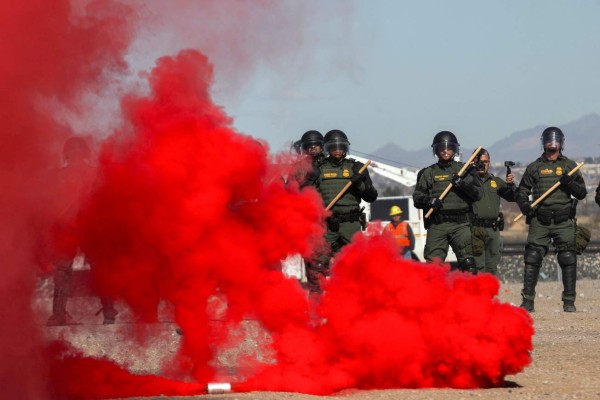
left=327, top=208, right=366, bottom=232
left=534, top=204, right=576, bottom=226
left=426, top=209, right=470, bottom=228
left=471, top=212, right=504, bottom=231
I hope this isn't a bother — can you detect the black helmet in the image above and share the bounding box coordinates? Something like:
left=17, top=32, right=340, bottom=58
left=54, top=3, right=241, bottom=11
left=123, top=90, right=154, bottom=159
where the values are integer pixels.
left=300, top=130, right=323, bottom=152
left=323, top=129, right=350, bottom=155
left=63, top=136, right=90, bottom=162
left=431, top=130, right=459, bottom=157
left=541, top=126, right=564, bottom=151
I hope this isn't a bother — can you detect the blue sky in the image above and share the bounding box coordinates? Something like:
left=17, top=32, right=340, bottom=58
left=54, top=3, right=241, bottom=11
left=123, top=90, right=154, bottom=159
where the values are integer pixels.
left=127, top=1, right=600, bottom=155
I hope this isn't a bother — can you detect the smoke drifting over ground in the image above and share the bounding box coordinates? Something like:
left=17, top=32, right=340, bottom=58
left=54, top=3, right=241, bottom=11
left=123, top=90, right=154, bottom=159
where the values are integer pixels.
left=0, top=1, right=533, bottom=399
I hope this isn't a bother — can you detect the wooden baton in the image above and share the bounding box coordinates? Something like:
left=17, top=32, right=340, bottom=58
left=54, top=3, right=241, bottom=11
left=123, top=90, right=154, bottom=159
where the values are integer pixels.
left=424, top=145, right=483, bottom=219
left=513, top=161, right=585, bottom=222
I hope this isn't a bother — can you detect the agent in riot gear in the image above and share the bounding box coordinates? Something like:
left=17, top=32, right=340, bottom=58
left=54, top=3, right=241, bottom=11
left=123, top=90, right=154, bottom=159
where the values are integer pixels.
left=299, top=130, right=325, bottom=189
left=46, top=136, right=118, bottom=326
left=412, top=131, right=482, bottom=274
left=306, top=129, right=377, bottom=294
left=516, top=126, right=587, bottom=313
left=470, top=149, right=517, bottom=275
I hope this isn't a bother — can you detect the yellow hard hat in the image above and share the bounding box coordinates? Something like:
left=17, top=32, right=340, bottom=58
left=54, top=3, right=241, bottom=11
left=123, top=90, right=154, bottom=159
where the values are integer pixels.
left=390, top=205, right=402, bottom=216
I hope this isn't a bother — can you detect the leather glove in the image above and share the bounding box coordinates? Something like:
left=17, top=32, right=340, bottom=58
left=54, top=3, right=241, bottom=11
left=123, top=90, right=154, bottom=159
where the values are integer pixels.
left=559, top=174, right=574, bottom=186
left=428, top=197, right=443, bottom=210
left=451, top=173, right=464, bottom=187
left=520, top=202, right=535, bottom=216
left=351, top=161, right=366, bottom=184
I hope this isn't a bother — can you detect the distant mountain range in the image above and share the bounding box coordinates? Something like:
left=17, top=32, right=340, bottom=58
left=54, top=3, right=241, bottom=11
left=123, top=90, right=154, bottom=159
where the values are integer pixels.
left=369, top=113, right=600, bottom=169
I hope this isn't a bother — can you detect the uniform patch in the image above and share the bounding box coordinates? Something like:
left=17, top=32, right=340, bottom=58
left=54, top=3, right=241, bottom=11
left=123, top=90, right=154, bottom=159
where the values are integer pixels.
left=556, top=167, right=563, bottom=176
left=540, top=168, right=553, bottom=175
left=490, top=180, right=497, bottom=188
left=323, top=172, right=338, bottom=178
left=434, top=174, right=449, bottom=181
left=343, top=169, right=351, bottom=178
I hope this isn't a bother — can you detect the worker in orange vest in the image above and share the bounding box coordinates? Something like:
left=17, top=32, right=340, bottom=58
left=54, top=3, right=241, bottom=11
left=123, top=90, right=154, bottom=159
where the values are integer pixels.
left=386, top=205, right=415, bottom=259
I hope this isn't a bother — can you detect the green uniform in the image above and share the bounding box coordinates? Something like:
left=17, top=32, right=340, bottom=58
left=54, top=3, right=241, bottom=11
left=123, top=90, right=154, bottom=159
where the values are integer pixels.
left=306, top=157, right=377, bottom=293
left=516, top=154, right=587, bottom=311
left=471, top=173, right=516, bottom=274
left=413, top=160, right=482, bottom=272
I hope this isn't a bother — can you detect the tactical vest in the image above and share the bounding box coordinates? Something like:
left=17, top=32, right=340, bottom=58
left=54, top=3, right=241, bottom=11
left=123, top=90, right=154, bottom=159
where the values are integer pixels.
left=427, top=161, right=471, bottom=212
left=387, top=222, right=410, bottom=247
left=472, top=174, right=501, bottom=219
left=318, top=158, right=361, bottom=212
left=530, top=156, right=574, bottom=209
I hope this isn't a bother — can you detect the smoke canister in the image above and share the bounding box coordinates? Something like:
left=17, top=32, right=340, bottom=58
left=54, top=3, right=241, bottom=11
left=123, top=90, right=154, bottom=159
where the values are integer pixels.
left=207, top=382, right=232, bottom=394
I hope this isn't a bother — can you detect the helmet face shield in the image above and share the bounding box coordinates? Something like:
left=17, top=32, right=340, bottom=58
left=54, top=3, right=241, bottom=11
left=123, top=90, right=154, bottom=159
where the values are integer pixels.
left=541, top=132, right=564, bottom=150
left=432, top=142, right=459, bottom=157
left=301, top=140, right=323, bottom=152
left=324, top=141, right=349, bottom=155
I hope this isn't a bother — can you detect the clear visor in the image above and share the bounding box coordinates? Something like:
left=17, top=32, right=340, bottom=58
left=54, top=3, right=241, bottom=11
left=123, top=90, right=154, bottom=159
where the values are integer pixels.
left=432, top=142, right=459, bottom=156
left=541, top=133, right=564, bottom=148
left=301, top=140, right=323, bottom=151
left=324, top=141, right=349, bottom=154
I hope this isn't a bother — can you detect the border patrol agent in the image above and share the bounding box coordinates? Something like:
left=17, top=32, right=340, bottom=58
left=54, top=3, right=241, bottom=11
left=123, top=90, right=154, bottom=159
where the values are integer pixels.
left=299, top=130, right=325, bottom=189
left=413, top=131, right=482, bottom=273
left=307, top=129, right=378, bottom=293
left=471, top=149, right=516, bottom=275
left=516, top=127, right=587, bottom=313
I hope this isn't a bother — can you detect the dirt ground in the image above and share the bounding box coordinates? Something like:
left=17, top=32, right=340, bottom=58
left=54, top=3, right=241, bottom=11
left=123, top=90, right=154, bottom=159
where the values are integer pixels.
left=40, top=279, right=600, bottom=400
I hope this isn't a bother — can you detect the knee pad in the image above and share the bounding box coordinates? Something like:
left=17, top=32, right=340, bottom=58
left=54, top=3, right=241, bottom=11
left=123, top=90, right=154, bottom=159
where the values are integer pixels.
left=524, top=245, right=543, bottom=266
left=557, top=251, right=577, bottom=267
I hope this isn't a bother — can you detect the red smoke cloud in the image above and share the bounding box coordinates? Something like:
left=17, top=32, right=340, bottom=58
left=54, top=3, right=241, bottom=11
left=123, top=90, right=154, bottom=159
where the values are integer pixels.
left=239, top=230, right=533, bottom=394
left=1, top=1, right=533, bottom=398
left=68, top=50, right=531, bottom=397
left=0, top=0, right=132, bottom=398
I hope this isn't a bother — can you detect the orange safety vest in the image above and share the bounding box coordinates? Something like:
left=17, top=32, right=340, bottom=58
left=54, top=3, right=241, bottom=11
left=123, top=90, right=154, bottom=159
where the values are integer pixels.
left=387, top=221, right=410, bottom=247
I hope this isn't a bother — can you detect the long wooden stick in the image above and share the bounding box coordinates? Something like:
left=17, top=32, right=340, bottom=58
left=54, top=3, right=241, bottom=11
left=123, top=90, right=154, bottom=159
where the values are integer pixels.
left=424, top=146, right=483, bottom=219
left=514, top=161, right=585, bottom=222
left=326, top=160, right=372, bottom=211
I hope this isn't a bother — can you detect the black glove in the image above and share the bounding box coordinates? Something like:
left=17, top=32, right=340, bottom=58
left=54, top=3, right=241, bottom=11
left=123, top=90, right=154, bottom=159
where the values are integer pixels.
left=428, top=197, right=443, bottom=210
left=559, top=174, right=574, bottom=186
left=350, top=161, right=366, bottom=184
left=520, top=202, right=535, bottom=216
left=451, top=173, right=463, bottom=187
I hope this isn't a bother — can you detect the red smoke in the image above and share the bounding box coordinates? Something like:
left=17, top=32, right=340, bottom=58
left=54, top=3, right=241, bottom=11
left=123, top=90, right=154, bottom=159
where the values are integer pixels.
left=69, top=50, right=532, bottom=397
left=1, top=1, right=533, bottom=398
left=0, top=0, right=132, bottom=398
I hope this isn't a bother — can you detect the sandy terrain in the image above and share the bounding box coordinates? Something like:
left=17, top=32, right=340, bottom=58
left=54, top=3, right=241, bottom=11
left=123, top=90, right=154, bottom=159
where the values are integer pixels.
left=39, top=279, right=600, bottom=400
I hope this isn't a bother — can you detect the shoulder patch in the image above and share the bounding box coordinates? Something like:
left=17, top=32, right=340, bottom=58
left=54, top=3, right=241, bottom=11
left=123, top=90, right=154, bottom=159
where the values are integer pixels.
left=556, top=166, right=563, bottom=176
left=490, top=180, right=497, bottom=188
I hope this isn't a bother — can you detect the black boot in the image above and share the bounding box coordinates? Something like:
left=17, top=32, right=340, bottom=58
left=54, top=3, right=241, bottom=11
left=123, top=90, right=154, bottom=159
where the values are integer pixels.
left=558, top=251, right=577, bottom=313
left=47, top=266, right=72, bottom=326
left=100, top=297, right=119, bottom=324
left=520, top=264, right=539, bottom=313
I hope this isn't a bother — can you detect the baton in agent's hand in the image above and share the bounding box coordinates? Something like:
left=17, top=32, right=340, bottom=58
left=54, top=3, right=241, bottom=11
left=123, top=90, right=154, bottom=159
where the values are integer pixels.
left=425, top=146, right=483, bottom=219
left=326, top=160, right=372, bottom=211
left=514, top=161, right=585, bottom=222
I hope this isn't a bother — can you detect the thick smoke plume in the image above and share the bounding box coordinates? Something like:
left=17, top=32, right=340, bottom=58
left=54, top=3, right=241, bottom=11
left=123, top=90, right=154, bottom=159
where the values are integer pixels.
left=0, top=0, right=132, bottom=398
left=0, top=1, right=533, bottom=399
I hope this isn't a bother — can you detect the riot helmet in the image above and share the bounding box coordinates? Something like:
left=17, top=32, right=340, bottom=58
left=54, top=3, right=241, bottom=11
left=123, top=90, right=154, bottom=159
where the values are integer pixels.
left=431, top=131, right=459, bottom=158
left=300, top=130, right=324, bottom=153
left=63, top=136, right=90, bottom=164
left=323, top=129, right=350, bottom=155
left=541, top=127, right=564, bottom=153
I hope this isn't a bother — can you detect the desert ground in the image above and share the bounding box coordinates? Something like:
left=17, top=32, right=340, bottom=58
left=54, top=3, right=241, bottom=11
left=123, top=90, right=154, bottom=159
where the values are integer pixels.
left=38, top=275, right=600, bottom=400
